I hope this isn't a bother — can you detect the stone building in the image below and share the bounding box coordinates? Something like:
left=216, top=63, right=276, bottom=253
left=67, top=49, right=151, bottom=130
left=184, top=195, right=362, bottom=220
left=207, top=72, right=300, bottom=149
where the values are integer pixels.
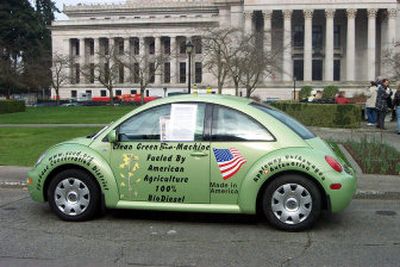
left=51, top=0, right=400, bottom=100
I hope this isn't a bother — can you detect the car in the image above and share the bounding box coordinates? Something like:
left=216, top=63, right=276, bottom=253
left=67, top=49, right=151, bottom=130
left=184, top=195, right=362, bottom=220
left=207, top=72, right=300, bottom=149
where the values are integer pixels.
left=27, top=94, right=356, bottom=231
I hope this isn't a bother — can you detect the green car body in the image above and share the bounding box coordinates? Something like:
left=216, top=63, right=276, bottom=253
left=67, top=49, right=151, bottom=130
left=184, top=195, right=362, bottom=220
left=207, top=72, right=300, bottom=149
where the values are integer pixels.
left=27, top=95, right=356, bottom=230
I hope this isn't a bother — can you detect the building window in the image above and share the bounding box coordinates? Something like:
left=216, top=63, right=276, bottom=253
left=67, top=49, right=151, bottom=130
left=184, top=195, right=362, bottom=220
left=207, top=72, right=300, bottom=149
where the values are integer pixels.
left=89, top=63, right=95, bottom=84
left=100, top=90, right=107, bottom=97
left=312, top=60, right=323, bottom=81
left=88, top=39, right=94, bottom=56
left=312, top=25, right=323, bottom=50
left=149, top=62, right=155, bottom=83
left=71, top=90, right=77, bottom=98
left=133, top=39, right=139, bottom=55
left=130, top=89, right=137, bottom=94
left=334, top=59, right=341, bottom=81
left=293, top=60, right=304, bottom=81
left=334, top=25, right=341, bottom=49
left=100, top=38, right=109, bottom=55
left=179, top=62, right=186, bottom=83
left=193, top=37, right=202, bottom=54
left=116, top=38, right=124, bottom=55
left=293, top=25, right=304, bottom=48
left=115, top=90, right=122, bottom=96
left=70, top=39, right=79, bottom=56
left=85, top=90, right=92, bottom=97
left=149, top=40, right=155, bottom=55
left=146, top=90, right=150, bottom=97
left=195, top=62, right=202, bottom=83
left=164, top=62, right=171, bottom=83
left=180, top=41, right=186, bottom=54
left=133, top=63, right=139, bottom=83
left=164, top=39, right=171, bottom=54
left=74, top=63, right=80, bottom=84
left=103, top=63, right=110, bottom=82
left=119, top=64, right=124, bottom=83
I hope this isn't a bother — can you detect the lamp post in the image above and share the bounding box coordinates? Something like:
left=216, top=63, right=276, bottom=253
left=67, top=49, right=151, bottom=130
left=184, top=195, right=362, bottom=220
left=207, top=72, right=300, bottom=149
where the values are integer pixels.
left=293, top=76, right=297, bottom=101
left=186, top=41, right=194, bottom=94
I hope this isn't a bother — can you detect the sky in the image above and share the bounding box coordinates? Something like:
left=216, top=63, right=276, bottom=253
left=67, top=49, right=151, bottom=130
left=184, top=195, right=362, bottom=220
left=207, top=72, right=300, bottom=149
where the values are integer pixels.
left=54, top=0, right=124, bottom=20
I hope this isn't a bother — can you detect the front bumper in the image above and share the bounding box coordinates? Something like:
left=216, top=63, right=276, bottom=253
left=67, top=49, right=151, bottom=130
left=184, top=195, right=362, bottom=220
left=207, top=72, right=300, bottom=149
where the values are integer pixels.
left=27, top=168, right=46, bottom=203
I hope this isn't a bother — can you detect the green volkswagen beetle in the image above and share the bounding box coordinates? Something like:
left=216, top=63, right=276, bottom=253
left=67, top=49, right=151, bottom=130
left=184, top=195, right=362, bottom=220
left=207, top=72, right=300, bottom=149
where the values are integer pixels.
left=27, top=95, right=356, bottom=231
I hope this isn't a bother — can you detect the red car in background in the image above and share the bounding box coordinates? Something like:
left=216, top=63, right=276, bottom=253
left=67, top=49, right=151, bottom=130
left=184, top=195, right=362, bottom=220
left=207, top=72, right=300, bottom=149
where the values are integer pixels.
left=92, top=94, right=159, bottom=104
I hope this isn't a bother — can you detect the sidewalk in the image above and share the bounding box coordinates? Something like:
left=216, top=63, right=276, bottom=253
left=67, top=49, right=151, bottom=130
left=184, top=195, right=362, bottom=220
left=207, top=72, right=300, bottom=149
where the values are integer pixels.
left=1, top=165, right=399, bottom=200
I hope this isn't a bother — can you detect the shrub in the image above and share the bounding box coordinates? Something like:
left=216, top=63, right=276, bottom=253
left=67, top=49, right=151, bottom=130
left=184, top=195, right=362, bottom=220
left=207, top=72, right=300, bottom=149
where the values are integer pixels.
left=322, top=85, right=339, bottom=99
left=299, top=86, right=313, bottom=100
left=0, top=100, right=26, bottom=114
left=270, top=102, right=361, bottom=128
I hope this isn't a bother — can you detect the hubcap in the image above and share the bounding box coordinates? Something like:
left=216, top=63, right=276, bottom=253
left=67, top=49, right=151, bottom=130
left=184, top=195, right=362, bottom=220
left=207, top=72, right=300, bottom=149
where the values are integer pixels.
left=54, top=178, right=90, bottom=216
left=271, top=183, right=312, bottom=225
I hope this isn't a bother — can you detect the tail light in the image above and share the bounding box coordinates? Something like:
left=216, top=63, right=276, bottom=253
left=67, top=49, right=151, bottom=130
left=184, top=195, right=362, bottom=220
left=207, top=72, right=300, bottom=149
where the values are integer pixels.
left=325, top=156, right=343, bottom=173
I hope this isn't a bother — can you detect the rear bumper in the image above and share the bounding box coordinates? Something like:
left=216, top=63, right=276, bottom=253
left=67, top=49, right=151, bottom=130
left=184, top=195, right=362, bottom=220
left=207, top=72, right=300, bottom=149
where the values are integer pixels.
left=327, top=172, right=357, bottom=213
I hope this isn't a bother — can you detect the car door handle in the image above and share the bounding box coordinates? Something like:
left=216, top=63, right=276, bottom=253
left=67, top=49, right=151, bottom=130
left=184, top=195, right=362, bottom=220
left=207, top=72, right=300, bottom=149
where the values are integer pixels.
left=190, top=152, right=208, bottom=157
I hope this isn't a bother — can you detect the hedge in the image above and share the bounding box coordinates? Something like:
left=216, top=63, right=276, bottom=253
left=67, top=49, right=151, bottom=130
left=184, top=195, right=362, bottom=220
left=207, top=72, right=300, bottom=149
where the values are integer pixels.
left=270, top=102, right=361, bottom=128
left=0, top=100, right=26, bottom=114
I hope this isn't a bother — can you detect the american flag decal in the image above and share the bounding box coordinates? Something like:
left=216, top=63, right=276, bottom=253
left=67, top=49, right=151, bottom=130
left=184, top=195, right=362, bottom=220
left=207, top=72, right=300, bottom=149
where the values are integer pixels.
left=213, top=148, right=247, bottom=180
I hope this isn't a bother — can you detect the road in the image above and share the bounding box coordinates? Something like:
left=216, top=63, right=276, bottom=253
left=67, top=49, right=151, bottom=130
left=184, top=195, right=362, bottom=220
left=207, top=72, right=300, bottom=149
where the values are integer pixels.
left=0, top=188, right=399, bottom=267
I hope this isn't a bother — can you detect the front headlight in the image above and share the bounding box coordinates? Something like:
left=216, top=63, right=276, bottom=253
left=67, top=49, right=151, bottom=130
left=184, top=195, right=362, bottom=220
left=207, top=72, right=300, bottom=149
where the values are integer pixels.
left=35, top=152, right=47, bottom=167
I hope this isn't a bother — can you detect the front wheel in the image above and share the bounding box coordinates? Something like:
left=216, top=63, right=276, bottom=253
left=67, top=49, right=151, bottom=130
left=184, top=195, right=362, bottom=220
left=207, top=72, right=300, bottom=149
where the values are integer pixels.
left=262, top=174, right=322, bottom=231
left=48, top=169, right=100, bottom=221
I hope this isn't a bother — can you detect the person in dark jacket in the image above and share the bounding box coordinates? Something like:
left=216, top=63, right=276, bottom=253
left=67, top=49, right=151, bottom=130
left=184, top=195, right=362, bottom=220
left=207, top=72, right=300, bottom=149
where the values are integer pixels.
left=375, top=79, right=390, bottom=130
left=394, top=85, right=400, bottom=134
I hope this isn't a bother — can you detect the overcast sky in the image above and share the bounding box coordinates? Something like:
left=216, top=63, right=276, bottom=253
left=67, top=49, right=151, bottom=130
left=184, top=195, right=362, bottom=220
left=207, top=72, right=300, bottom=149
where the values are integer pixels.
left=54, top=0, right=125, bottom=20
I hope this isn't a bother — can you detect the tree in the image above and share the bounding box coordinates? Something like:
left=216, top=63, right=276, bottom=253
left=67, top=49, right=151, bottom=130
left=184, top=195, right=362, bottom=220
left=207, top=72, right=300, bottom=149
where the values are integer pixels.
left=115, top=42, right=170, bottom=104
left=51, top=54, right=70, bottom=105
left=382, top=43, right=400, bottom=81
left=81, top=45, right=120, bottom=105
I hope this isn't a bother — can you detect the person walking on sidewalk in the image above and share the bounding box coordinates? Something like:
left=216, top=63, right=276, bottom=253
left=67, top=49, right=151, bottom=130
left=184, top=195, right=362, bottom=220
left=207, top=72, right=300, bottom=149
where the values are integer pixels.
left=394, top=85, right=400, bottom=134
left=376, top=79, right=390, bottom=130
left=365, top=81, right=378, bottom=126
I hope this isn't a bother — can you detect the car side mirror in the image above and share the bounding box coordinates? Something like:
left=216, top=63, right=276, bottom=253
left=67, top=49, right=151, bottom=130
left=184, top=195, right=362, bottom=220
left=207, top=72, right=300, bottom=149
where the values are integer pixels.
left=107, top=129, right=119, bottom=143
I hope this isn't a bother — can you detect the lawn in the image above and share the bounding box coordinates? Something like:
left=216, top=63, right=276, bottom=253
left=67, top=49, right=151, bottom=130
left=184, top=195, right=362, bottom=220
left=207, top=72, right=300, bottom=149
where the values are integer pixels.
left=0, top=127, right=100, bottom=166
left=0, top=106, right=135, bottom=124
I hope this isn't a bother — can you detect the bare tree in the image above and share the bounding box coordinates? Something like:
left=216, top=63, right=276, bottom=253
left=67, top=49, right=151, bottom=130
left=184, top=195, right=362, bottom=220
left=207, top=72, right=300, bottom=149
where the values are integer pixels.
left=51, top=53, right=70, bottom=105
left=382, top=43, right=400, bottom=81
left=81, top=45, right=120, bottom=105
left=115, top=42, right=170, bottom=104
left=202, top=27, right=236, bottom=94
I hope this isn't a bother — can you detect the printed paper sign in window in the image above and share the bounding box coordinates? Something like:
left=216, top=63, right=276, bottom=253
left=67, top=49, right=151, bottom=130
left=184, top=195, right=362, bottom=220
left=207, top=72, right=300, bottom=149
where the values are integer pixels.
left=161, top=104, right=198, bottom=141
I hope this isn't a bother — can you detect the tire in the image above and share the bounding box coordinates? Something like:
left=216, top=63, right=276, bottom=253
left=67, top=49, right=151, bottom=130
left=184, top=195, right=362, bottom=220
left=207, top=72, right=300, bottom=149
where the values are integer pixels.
left=262, top=174, right=322, bottom=231
left=47, top=169, right=100, bottom=221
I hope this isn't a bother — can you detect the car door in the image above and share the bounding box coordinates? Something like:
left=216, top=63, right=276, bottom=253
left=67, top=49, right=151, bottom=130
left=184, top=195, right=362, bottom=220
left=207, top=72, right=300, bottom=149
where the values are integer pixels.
left=209, top=104, right=279, bottom=205
left=110, top=103, right=210, bottom=204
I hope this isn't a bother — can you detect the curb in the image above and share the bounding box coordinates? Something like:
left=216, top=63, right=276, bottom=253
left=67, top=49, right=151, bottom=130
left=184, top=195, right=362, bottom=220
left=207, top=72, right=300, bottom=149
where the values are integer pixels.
left=1, top=181, right=400, bottom=200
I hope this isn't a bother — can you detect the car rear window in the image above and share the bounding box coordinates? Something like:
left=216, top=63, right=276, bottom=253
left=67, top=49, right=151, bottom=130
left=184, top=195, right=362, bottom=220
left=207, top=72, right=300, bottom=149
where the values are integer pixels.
left=250, top=103, right=316, bottom=140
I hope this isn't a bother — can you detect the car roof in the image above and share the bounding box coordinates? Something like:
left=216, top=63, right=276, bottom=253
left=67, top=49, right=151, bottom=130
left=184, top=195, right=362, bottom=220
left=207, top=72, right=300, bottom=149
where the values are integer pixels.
left=148, top=94, right=253, bottom=107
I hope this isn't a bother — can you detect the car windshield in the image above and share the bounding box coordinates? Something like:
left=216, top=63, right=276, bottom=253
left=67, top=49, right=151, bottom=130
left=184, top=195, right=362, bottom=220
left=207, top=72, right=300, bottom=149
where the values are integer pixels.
left=250, top=102, right=316, bottom=140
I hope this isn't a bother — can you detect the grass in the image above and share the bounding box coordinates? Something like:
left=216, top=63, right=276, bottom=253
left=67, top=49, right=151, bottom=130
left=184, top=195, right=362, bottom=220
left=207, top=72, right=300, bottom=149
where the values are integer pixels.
left=0, top=106, right=135, bottom=124
left=344, top=138, right=400, bottom=175
left=0, top=127, right=100, bottom=166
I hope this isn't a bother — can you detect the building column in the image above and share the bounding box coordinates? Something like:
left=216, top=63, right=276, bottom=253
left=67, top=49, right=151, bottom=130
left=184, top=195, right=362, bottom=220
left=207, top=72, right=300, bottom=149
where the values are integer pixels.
left=170, top=36, right=177, bottom=84
left=346, top=9, right=357, bottom=81
left=79, top=38, right=85, bottom=83
left=93, top=38, right=100, bottom=85
left=138, top=36, right=145, bottom=82
left=154, top=36, right=162, bottom=85
left=303, top=9, right=314, bottom=81
left=244, top=11, right=253, bottom=33
left=367, top=8, right=377, bottom=81
left=282, top=9, right=293, bottom=81
left=387, top=8, right=397, bottom=47
left=324, top=9, right=335, bottom=81
left=124, top=38, right=130, bottom=83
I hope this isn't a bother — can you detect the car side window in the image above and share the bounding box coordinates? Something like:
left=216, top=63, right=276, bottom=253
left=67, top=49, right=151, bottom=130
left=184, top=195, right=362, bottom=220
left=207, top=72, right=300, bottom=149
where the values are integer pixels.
left=118, top=103, right=206, bottom=142
left=211, top=105, right=274, bottom=141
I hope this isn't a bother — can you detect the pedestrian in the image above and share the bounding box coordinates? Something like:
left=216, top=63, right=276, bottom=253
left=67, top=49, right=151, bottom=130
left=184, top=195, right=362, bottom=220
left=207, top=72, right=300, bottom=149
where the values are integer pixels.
left=386, top=86, right=395, bottom=122
left=375, top=78, right=390, bottom=130
left=393, top=85, right=400, bottom=134
left=365, top=81, right=378, bottom=126
left=335, top=91, right=350, bottom=104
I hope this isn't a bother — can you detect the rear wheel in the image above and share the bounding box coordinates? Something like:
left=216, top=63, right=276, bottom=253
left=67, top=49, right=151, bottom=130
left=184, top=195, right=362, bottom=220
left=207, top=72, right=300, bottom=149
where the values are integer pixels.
left=262, top=174, right=321, bottom=231
left=48, top=169, right=100, bottom=221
